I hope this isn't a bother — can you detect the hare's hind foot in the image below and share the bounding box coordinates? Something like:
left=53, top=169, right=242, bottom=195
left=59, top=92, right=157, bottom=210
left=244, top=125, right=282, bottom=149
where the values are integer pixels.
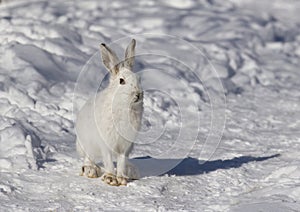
left=117, top=176, right=128, bottom=186
left=101, top=173, right=120, bottom=186
left=80, top=165, right=101, bottom=178
left=101, top=173, right=128, bottom=186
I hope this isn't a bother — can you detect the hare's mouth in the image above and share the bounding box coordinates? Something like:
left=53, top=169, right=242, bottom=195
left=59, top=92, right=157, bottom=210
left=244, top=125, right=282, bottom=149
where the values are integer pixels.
left=133, top=96, right=141, bottom=103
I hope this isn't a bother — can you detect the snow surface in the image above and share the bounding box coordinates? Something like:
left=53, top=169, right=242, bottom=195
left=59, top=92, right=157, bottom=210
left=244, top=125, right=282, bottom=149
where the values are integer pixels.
left=0, top=0, right=300, bottom=211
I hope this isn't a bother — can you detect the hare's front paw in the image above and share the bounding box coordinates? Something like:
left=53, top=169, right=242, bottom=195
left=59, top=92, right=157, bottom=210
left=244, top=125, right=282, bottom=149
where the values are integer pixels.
left=80, top=165, right=101, bottom=178
left=102, top=173, right=118, bottom=186
left=117, top=176, right=128, bottom=186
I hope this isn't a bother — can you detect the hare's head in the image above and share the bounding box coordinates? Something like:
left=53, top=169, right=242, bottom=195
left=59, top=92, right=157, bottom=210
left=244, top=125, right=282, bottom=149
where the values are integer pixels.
left=100, top=39, right=143, bottom=105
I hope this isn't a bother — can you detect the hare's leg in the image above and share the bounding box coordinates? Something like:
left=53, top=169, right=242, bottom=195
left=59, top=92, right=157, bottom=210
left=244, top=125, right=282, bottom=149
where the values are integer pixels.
left=80, top=156, right=101, bottom=178
left=116, top=154, right=129, bottom=185
left=101, top=151, right=118, bottom=186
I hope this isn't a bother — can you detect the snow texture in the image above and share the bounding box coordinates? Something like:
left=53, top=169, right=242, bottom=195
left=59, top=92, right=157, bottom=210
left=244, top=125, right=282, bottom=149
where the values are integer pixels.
left=0, top=0, right=300, bottom=211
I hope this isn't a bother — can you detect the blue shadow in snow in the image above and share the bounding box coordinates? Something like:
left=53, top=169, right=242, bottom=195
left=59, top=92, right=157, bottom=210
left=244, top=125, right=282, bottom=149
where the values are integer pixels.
left=131, top=154, right=280, bottom=177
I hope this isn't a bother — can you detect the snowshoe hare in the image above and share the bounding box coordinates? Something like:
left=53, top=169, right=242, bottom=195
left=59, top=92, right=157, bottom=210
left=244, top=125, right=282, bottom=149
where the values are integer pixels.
left=76, top=39, right=143, bottom=186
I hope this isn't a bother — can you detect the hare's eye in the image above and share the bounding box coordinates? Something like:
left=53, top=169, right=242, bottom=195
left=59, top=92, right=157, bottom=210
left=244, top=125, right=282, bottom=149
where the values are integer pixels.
left=119, top=78, right=125, bottom=85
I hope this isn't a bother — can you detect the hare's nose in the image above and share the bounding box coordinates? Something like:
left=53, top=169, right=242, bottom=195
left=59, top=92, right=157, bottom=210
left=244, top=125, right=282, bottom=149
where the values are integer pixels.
left=135, top=93, right=140, bottom=100
left=136, top=91, right=143, bottom=100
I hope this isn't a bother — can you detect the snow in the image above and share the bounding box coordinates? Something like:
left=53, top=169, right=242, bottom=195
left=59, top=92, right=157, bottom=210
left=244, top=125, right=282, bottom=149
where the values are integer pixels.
left=0, top=0, right=300, bottom=211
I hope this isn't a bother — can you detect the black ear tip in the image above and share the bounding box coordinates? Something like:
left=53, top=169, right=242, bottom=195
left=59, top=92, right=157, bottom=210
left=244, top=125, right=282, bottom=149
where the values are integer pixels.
left=100, top=43, right=106, bottom=47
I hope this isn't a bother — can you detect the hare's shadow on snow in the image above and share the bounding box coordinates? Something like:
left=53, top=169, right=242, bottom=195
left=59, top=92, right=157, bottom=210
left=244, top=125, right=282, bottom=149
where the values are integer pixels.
left=130, top=154, right=280, bottom=178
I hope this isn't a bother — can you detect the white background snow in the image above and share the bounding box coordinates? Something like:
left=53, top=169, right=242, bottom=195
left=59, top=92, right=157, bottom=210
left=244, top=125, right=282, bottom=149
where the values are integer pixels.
left=0, top=0, right=300, bottom=211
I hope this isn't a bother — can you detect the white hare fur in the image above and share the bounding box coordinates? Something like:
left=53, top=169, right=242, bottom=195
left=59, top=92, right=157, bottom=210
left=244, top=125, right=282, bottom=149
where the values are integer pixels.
left=75, top=39, right=143, bottom=186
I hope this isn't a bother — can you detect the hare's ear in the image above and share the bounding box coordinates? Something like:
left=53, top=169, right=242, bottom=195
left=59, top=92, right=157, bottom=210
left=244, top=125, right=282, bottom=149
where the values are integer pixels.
left=123, top=39, right=136, bottom=70
left=100, top=43, right=120, bottom=75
